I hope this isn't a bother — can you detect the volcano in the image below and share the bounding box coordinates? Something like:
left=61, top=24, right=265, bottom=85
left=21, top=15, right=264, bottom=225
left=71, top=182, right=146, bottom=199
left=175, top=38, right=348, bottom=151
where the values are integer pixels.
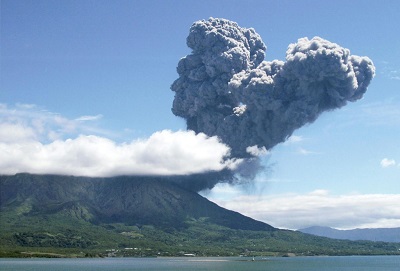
left=0, top=173, right=274, bottom=231
left=1, top=174, right=398, bottom=257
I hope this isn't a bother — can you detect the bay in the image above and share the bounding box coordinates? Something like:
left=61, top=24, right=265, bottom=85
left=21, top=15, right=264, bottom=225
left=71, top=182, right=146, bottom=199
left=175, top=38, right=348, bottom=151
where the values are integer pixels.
left=1, top=256, right=399, bottom=271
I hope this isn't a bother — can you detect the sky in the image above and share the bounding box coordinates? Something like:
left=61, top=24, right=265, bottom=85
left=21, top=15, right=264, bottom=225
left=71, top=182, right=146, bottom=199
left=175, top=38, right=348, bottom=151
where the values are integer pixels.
left=1, top=0, right=399, bottom=230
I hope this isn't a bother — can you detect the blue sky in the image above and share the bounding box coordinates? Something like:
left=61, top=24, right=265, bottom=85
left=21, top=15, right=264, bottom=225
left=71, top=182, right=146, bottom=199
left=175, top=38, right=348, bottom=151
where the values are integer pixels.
left=1, top=0, right=399, bottom=229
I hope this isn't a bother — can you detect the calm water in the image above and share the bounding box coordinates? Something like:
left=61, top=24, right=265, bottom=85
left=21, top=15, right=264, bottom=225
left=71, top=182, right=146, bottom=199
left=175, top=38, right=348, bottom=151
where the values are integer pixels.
left=1, top=256, right=399, bottom=271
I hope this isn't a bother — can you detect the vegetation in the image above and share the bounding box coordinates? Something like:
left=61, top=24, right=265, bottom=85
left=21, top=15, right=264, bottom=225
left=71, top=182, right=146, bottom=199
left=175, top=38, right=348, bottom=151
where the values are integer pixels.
left=1, top=208, right=399, bottom=258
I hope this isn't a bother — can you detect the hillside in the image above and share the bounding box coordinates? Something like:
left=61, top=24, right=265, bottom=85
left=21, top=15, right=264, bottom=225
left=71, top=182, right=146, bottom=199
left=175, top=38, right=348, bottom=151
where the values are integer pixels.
left=1, top=174, right=399, bottom=257
left=298, top=226, right=400, bottom=243
left=0, top=173, right=273, bottom=231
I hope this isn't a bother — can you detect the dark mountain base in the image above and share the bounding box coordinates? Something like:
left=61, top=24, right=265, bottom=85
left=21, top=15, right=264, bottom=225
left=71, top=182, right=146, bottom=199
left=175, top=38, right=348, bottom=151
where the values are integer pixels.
left=1, top=174, right=399, bottom=257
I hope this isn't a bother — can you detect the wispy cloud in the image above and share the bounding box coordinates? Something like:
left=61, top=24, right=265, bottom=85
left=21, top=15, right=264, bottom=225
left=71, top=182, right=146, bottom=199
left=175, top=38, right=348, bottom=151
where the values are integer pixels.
left=380, top=61, right=400, bottom=80
left=380, top=158, right=397, bottom=168
left=75, top=114, right=103, bottom=121
left=326, top=99, right=400, bottom=132
left=0, top=104, right=240, bottom=177
left=206, top=188, right=400, bottom=230
left=360, top=100, right=400, bottom=127
left=0, top=103, right=110, bottom=142
left=297, top=147, right=319, bottom=156
left=283, top=135, right=304, bottom=145
left=281, top=135, right=320, bottom=155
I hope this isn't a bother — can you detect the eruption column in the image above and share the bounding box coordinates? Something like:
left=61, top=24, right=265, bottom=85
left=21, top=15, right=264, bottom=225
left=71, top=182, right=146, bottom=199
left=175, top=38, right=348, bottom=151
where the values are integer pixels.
left=171, top=18, right=375, bottom=158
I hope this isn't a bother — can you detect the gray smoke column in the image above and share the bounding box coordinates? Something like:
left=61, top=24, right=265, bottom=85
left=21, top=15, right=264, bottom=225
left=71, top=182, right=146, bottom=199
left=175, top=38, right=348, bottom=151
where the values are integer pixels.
left=171, top=18, right=375, bottom=159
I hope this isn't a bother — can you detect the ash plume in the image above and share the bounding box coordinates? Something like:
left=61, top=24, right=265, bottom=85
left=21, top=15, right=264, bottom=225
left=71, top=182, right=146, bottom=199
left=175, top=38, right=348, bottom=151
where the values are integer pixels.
left=170, top=18, right=375, bottom=188
left=171, top=17, right=375, bottom=160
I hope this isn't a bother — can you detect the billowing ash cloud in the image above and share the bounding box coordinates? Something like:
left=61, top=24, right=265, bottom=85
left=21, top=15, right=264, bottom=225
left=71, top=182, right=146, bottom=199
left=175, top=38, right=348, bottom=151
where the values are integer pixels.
left=171, top=18, right=375, bottom=158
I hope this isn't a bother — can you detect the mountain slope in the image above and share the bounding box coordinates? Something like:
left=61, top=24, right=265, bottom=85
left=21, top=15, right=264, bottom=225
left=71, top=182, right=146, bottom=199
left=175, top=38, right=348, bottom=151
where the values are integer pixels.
left=0, top=173, right=274, bottom=231
left=298, top=226, right=400, bottom=243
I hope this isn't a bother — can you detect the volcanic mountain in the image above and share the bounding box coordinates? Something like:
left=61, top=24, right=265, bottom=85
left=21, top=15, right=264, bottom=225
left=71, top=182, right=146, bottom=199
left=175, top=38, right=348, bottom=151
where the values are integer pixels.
left=1, top=174, right=399, bottom=257
left=0, top=173, right=274, bottom=231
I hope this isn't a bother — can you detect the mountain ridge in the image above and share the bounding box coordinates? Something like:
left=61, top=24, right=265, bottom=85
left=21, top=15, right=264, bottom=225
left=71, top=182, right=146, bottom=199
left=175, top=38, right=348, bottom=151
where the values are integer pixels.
left=298, top=226, right=400, bottom=243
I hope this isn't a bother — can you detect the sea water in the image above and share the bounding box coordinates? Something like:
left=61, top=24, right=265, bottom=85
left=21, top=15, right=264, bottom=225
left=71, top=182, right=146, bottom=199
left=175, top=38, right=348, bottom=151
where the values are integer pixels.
left=1, top=256, right=399, bottom=271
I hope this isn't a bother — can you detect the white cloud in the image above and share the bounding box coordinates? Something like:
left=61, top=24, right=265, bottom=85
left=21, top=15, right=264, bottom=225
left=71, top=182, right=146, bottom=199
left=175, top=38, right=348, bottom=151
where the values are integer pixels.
left=0, top=104, right=240, bottom=177
left=246, top=145, right=269, bottom=156
left=206, top=187, right=400, bottom=230
left=380, top=158, right=396, bottom=168
left=283, top=135, right=304, bottom=145
left=288, top=135, right=303, bottom=143
left=0, top=103, right=111, bottom=142
left=200, top=183, right=244, bottom=201
left=281, top=135, right=319, bottom=155
left=0, top=122, right=37, bottom=143
left=0, top=130, right=239, bottom=177
left=297, top=147, right=317, bottom=155
left=380, top=61, right=400, bottom=80
left=75, top=114, right=103, bottom=121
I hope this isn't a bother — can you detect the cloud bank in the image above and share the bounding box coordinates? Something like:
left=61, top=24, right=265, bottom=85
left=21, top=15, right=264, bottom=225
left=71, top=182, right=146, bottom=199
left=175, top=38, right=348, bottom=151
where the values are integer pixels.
left=206, top=186, right=400, bottom=230
left=0, top=104, right=239, bottom=177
